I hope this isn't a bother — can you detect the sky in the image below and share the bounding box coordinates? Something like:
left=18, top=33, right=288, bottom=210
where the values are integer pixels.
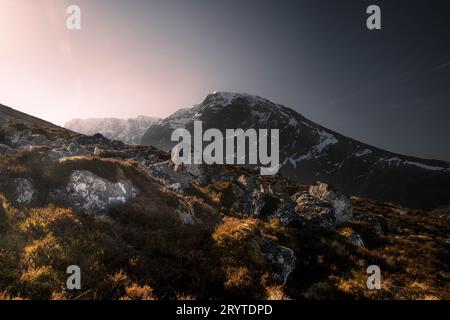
left=0, top=0, right=449, bottom=160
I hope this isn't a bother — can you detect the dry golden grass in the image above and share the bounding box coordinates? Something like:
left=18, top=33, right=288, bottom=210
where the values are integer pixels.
left=0, top=147, right=449, bottom=300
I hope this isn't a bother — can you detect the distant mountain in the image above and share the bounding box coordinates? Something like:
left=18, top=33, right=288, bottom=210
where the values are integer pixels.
left=142, top=92, right=450, bottom=210
left=65, top=116, right=159, bottom=145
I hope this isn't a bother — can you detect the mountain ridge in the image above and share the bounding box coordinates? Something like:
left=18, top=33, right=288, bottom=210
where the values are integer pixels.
left=65, top=115, right=160, bottom=145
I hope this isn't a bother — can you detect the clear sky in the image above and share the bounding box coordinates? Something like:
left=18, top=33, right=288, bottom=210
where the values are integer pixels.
left=1, top=0, right=449, bottom=160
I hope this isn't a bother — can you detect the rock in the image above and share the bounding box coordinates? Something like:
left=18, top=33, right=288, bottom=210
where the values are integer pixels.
left=183, top=163, right=221, bottom=186
left=338, top=227, right=364, bottom=247
left=67, top=143, right=89, bottom=156
left=169, top=183, right=184, bottom=193
left=14, top=178, right=36, bottom=205
left=237, top=175, right=269, bottom=216
left=349, top=215, right=384, bottom=237
left=47, top=148, right=72, bottom=161
left=146, top=161, right=190, bottom=192
left=179, top=212, right=196, bottom=225
left=286, top=192, right=336, bottom=228
left=309, top=182, right=352, bottom=226
left=49, top=139, right=67, bottom=149
left=58, top=170, right=138, bottom=211
left=261, top=239, right=295, bottom=285
left=30, top=134, right=47, bottom=145
left=0, top=143, right=12, bottom=155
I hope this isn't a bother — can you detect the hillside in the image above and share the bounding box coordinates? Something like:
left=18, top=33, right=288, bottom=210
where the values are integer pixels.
left=0, top=102, right=449, bottom=300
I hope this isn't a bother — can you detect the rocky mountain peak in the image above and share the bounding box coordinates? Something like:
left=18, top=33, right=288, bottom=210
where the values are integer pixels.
left=142, top=92, right=450, bottom=210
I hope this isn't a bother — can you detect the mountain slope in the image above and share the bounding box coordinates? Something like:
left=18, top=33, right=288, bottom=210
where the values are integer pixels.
left=0, top=102, right=449, bottom=300
left=0, top=103, right=59, bottom=129
left=65, top=116, right=159, bottom=145
left=142, top=92, right=450, bottom=210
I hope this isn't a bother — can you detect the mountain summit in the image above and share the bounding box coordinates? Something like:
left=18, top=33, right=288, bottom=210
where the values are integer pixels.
left=142, top=92, right=450, bottom=210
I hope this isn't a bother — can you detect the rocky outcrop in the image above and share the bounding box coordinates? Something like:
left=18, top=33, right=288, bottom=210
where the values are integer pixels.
left=53, top=170, right=138, bottom=211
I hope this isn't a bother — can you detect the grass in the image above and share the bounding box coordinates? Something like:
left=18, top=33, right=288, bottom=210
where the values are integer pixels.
left=0, top=147, right=448, bottom=300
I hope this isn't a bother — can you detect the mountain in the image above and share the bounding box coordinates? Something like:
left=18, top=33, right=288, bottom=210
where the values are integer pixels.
left=142, top=92, right=450, bottom=210
left=65, top=116, right=159, bottom=145
left=0, top=102, right=449, bottom=300
left=0, top=103, right=60, bottom=129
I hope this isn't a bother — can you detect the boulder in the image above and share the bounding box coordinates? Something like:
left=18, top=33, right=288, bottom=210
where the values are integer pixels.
left=288, top=192, right=336, bottom=228
left=261, top=239, right=295, bottom=285
left=146, top=161, right=190, bottom=192
left=309, top=182, right=353, bottom=226
left=57, top=170, right=138, bottom=211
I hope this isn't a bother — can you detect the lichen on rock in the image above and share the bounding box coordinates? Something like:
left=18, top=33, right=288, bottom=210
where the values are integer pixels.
left=56, top=170, right=138, bottom=211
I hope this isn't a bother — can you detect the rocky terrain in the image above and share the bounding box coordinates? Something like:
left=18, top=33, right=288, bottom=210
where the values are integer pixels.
left=65, top=116, right=159, bottom=145
left=0, top=102, right=449, bottom=300
left=142, top=92, right=450, bottom=211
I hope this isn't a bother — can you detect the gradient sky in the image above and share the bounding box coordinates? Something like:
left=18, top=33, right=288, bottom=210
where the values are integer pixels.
left=1, top=0, right=449, bottom=160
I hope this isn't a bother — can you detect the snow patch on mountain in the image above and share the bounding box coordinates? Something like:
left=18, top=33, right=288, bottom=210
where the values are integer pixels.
left=313, top=130, right=338, bottom=154
left=380, top=157, right=449, bottom=172
left=354, top=149, right=372, bottom=157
